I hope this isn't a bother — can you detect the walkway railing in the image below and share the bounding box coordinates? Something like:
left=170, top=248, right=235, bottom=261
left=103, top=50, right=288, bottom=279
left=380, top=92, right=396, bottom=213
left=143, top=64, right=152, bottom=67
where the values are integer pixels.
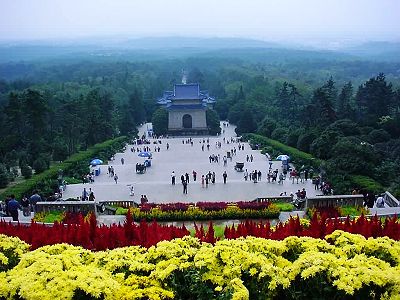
left=255, top=196, right=293, bottom=203
left=36, top=201, right=96, bottom=215
left=36, top=200, right=137, bottom=215
left=305, top=194, right=364, bottom=209
left=383, top=191, right=399, bottom=207
left=98, top=200, right=137, bottom=208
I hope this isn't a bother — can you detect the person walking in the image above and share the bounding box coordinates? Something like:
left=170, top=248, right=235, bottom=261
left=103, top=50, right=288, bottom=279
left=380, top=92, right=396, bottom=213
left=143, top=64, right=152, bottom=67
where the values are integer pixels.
left=88, top=191, right=95, bottom=201
left=185, top=173, right=190, bottom=183
left=129, top=185, right=135, bottom=196
left=244, top=169, right=248, bottom=181
left=82, top=188, right=88, bottom=201
left=183, top=180, right=188, bottom=194
left=114, top=174, right=119, bottom=184
left=223, top=171, right=227, bottom=184
left=201, top=175, right=205, bottom=188
left=212, top=172, right=216, bottom=184
left=21, top=195, right=30, bottom=217
left=7, top=195, right=21, bottom=221
left=29, top=190, right=41, bottom=213
left=278, top=173, right=284, bottom=184
left=171, top=171, right=176, bottom=185
left=121, top=157, right=125, bottom=165
left=192, top=170, right=197, bottom=181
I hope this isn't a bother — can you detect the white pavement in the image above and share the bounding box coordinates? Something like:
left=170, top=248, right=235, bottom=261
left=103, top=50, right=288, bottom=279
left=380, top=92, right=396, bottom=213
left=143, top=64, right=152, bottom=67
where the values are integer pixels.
left=63, top=122, right=321, bottom=204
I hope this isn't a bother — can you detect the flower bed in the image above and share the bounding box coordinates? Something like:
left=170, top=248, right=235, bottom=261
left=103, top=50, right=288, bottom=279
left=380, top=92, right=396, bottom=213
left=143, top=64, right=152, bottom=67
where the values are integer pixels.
left=306, top=206, right=369, bottom=219
left=219, top=215, right=400, bottom=242
left=0, top=231, right=399, bottom=300
left=2, top=210, right=399, bottom=252
left=116, top=201, right=282, bottom=221
left=0, top=213, right=189, bottom=250
left=33, top=211, right=90, bottom=224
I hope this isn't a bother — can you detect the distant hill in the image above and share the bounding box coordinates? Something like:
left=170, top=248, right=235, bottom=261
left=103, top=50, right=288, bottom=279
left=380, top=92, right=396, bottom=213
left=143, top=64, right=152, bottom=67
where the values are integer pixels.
left=116, top=36, right=280, bottom=49
left=341, top=41, right=400, bottom=61
left=0, top=36, right=398, bottom=64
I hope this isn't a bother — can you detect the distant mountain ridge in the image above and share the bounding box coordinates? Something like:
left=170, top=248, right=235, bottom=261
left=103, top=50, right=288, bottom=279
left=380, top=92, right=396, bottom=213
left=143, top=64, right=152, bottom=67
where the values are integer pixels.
left=0, top=36, right=398, bottom=63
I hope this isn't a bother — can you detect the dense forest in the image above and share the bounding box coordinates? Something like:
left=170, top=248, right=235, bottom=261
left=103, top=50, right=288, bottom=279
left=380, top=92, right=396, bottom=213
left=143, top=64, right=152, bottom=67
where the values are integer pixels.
left=0, top=40, right=399, bottom=196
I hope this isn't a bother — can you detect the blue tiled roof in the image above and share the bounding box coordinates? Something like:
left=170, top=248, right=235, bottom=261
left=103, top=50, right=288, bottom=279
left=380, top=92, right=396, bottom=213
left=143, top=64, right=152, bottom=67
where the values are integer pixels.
left=174, top=84, right=200, bottom=99
left=166, top=103, right=207, bottom=110
left=157, top=83, right=216, bottom=106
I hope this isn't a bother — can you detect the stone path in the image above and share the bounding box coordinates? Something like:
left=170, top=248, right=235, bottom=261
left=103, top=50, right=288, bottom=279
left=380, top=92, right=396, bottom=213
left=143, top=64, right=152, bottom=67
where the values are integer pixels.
left=63, top=122, right=320, bottom=204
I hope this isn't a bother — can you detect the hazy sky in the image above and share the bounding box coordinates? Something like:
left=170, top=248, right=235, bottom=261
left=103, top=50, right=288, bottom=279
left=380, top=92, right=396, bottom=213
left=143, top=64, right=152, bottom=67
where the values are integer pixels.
left=0, top=0, right=399, bottom=43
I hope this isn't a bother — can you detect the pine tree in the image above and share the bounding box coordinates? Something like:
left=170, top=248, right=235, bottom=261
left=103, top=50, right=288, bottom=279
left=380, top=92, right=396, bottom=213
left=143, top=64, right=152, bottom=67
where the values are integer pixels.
left=337, top=81, right=354, bottom=119
left=313, top=88, right=336, bottom=125
left=356, top=73, right=394, bottom=124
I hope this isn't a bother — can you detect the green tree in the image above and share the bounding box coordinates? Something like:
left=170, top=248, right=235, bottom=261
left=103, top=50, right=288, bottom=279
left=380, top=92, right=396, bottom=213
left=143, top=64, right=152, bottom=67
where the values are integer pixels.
left=151, top=108, right=168, bottom=136
left=337, top=81, right=355, bottom=119
left=312, top=87, right=336, bottom=125
left=128, top=88, right=146, bottom=124
left=326, top=119, right=360, bottom=136
left=236, top=107, right=256, bottom=135
left=0, top=163, right=9, bottom=188
left=356, top=73, right=394, bottom=124
left=119, top=104, right=136, bottom=136
left=257, top=118, right=277, bottom=137
left=32, top=158, right=48, bottom=174
left=288, top=84, right=300, bottom=120
left=327, top=137, right=378, bottom=175
left=206, top=109, right=221, bottom=135
left=310, top=130, right=339, bottom=159
left=52, top=138, right=69, bottom=161
left=20, top=164, right=32, bottom=179
left=83, top=89, right=116, bottom=147
left=297, top=132, right=317, bottom=153
left=227, top=101, right=245, bottom=124
left=286, top=128, right=304, bottom=148
left=271, top=127, right=289, bottom=144
left=58, top=97, right=83, bottom=155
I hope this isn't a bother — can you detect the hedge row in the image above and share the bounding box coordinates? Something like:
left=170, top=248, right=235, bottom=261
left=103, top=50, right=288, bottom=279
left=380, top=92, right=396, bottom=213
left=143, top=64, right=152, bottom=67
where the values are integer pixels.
left=245, top=133, right=383, bottom=193
left=244, top=133, right=322, bottom=168
left=0, top=136, right=128, bottom=201
left=116, top=204, right=281, bottom=221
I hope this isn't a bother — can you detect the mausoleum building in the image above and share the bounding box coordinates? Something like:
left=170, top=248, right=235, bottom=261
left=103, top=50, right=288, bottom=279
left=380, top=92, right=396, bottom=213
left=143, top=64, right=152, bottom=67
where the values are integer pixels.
left=157, top=83, right=215, bottom=135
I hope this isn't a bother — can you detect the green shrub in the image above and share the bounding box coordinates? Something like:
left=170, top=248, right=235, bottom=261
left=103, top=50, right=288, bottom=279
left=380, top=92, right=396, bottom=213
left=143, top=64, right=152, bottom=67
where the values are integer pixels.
left=32, top=157, right=49, bottom=174
left=0, top=136, right=128, bottom=201
left=339, top=206, right=369, bottom=217
left=33, top=211, right=64, bottom=223
left=244, top=133, right=321, bottom=168
left=0, top=163, right=10, bottom=188
left=63, top=177, right=81, bottom=184
left=349, top=175, right=383, bottom=194
left=116, top=205, right=281, bottom=221
left=245, top=133, right=383, bottom=194
left=274, top=202, right=294, bottom=212
left=20, top=164, right=32, bottom=179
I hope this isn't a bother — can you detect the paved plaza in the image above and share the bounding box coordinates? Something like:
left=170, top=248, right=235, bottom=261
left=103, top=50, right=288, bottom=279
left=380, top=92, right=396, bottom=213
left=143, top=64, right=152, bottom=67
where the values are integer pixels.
left=63, top=122, right=321, bottom=204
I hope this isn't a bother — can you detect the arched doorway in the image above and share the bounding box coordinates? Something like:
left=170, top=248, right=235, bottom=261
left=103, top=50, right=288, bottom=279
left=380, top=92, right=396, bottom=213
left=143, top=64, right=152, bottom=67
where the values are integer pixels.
left=182, top=114, right=192, bottom=128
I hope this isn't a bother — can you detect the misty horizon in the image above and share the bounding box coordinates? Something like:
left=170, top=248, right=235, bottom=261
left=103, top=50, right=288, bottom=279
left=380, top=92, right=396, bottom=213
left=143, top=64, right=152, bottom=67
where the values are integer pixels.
left=0, top=0, right=399, bottom=49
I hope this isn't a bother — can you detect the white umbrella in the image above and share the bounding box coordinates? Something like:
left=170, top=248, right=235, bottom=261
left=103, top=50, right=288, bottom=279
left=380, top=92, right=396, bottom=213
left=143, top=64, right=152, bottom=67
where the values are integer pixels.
left=276, top=155, right=290, bottom=161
